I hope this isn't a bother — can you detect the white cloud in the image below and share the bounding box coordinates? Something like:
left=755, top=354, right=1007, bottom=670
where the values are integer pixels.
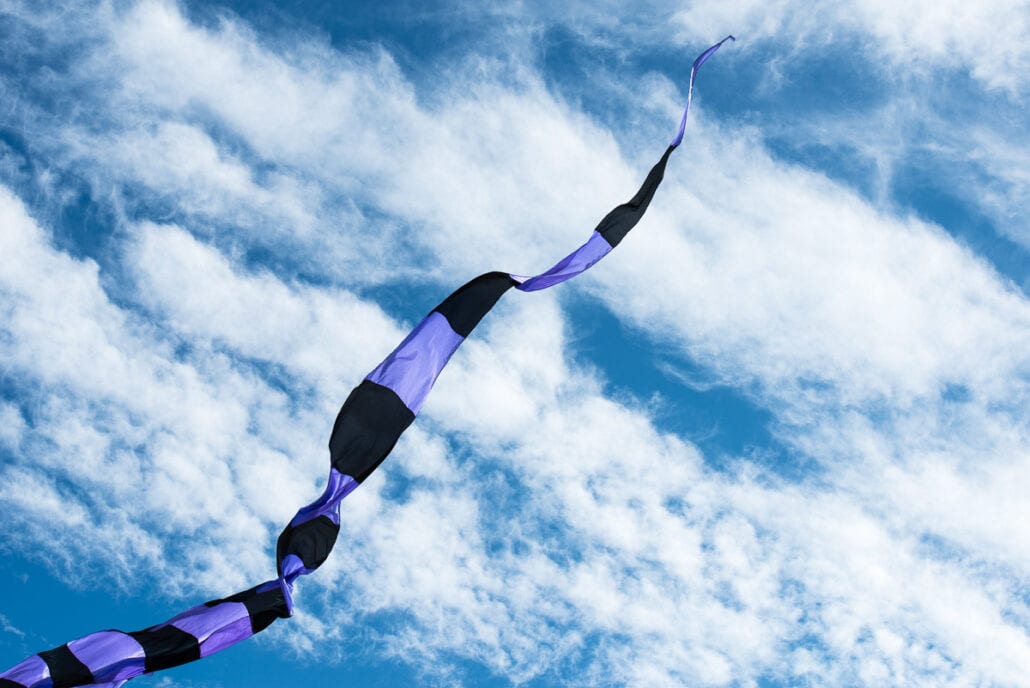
left=127, top=220, right=401, bottom=385
left=404, top=299, right=1029, bottom=685
left=85, top=122, right=323, bottom=234
left=670, top=0, right=1030, bottom=94
left=615, top=127, right=1030, bottom=409
left=0, top=614, right=24, bottom=640
left=966, top=128, right=1030, bottom=249
left=0, top=184, right=318, bottom=593
left=0, top=403, right=25, bottom=451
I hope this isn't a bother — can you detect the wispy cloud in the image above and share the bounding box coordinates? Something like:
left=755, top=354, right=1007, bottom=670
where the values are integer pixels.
left=0, top=615, right=24, bottom=640
left=669, top=0, right=1030, bottom=94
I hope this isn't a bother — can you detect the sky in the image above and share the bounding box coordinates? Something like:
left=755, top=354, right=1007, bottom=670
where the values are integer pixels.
left=0, top=1, right=1028, bottom=686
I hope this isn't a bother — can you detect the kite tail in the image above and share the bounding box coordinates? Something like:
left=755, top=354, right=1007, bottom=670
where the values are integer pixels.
left=0, top=37, right=733, bottom=688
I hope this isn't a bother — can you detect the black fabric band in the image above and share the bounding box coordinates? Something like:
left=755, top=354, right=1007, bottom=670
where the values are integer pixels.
left=203, top=584, right=290, bottom=633
left=127, top=625, right=201, bottom=673
left=329, top=380, right=415, bottom=482
left=276, top=515, right=341, bottom=574
left=432, top=271, right=517, bottom=337
left=596, top=145, right=675, bottom=247
left=37, top=646, right=92, bottom=688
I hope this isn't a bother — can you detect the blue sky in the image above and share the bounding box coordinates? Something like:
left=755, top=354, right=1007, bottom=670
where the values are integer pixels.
left=1, top=1, right=1028, bottom=686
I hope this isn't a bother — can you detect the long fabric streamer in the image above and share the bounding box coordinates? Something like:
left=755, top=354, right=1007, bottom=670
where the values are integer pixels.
left=0, top=37, right=732, bottom=688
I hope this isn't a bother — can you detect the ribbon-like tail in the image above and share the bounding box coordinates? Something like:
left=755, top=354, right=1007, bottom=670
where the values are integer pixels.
left=0, top=37, right=733, bottom=688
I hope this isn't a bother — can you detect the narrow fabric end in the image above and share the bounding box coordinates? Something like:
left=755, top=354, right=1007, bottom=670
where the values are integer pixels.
left=671, top=35, right=734, bottom=144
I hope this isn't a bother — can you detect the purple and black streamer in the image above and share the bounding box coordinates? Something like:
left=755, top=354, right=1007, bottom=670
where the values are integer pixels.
left=0, top=37, right=732, bottom=688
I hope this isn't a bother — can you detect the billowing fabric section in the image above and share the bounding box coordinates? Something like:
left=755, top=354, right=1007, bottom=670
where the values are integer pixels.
left=0, top=656, right=49, bottom=688
left=0, top=38, right=733, bottom=688
left=366, top=311, right=466, bottom=413
left=328, top=379, right=417, bottom=483
left=38, top=646, right=93, bottom=688
left=0, top=585, right=290, bottom=688
left=65, top=633, right=144, bottom=684
left=594, top=145, right=676, bottom=248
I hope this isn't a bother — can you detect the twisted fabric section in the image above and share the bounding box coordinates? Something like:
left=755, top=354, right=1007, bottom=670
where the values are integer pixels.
left=0, top=38, right=732, bottom=688
left=670, top=34, right=735, bottom=148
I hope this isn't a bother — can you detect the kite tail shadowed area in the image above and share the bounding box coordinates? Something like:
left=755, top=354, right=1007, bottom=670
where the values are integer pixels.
left=0, top=36, right=733, bottom=688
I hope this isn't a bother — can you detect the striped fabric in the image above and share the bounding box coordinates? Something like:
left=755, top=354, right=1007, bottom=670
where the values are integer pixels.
left=0, top=584, right=286, bottom=688
left=0, top=38, right=733, bottom=688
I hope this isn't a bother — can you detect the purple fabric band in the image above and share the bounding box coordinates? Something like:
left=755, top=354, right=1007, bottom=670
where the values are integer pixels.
left=67, top=632, right=145, bottom=684
left=670, top=35, right=734, bottom=147
left=169, top=602, right=250, bottom=657
left=512, top=231, right=613, bottom=292
left=365, top=311, right=465, bottom=414
left=199, top=615, right=253, bottom=658
left=0, top=654, right=50, bottom=687
left=279, top=553, right=315, bottom=582
left=288, top=469, right=358, bottom=528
